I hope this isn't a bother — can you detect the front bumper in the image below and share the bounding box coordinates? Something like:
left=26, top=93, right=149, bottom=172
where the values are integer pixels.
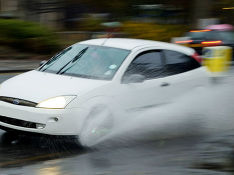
left=0, top=101, right=88, bottom=136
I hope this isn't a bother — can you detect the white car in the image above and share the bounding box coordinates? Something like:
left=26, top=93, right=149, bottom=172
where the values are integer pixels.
left=0, top=38, right=208, bottom=144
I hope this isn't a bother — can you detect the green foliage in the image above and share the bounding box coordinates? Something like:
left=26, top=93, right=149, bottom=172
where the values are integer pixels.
left=79, top=15, right=105, bottom=32
left=122, top=21, right=189, bottom=42
left=0, top=19, right=60, bottom=53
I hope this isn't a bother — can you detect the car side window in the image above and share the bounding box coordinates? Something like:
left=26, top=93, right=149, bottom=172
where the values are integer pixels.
left=163, top=50, right=200, bottom=76
left=123, top=50, right=165, bottom=80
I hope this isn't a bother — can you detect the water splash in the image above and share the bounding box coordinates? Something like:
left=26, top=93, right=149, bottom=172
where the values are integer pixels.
left=79, top=75, right=234, bottom=147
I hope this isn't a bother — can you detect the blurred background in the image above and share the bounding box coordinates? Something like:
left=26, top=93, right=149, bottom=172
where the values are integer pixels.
left=0, top=1, right=234, bottom=174
left=0, top=0, right=233, bottom=60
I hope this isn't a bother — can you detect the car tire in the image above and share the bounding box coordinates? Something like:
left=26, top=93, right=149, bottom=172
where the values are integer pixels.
left=0, top=131, right=19, bottom=145
left=79, top=105, right=114, bottom=147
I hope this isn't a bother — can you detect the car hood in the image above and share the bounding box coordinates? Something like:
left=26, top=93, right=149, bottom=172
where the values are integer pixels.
left=0, top=70, right=110, bottom=103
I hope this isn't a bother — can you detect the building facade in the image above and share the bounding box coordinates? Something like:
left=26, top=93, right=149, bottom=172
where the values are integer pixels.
left=0, top=0, right=64, bottom=29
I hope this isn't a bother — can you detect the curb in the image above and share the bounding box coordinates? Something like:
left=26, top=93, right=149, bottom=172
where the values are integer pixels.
left=0, top=69, right=33, bottom=74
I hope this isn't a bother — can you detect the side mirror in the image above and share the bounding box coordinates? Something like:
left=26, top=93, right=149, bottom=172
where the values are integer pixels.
left=122, top=74, right=146, bottom=84
left=40, top=60, right=47, bottom=67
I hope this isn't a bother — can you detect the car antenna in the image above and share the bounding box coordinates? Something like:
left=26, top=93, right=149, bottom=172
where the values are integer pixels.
left=101, top=38, right=108, bottom=46
left=101, top=31, right=113, bottom=46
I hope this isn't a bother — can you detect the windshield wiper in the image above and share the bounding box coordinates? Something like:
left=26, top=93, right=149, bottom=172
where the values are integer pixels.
left=56, top=47, right=88, bottom=74
left=40, top=47, right=72, bottom=72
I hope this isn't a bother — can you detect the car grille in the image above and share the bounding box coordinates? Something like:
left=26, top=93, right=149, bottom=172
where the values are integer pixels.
left=0, top=96, right=37, bottom=107
left=0, top=115, right=41, bottom=129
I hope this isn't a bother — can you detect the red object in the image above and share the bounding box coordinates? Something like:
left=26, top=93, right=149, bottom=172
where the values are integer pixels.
left=175, top=40, right=193, bottom=44
left=201, top=40, right=223, bottom=46
left=190, top=29, right=211, bottom=32
left=191, top=52, right=202, bottom=63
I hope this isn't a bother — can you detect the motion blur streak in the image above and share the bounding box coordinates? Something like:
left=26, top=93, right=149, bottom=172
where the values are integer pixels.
left=175, top=40, right=193, bottom=44
left=190, top=30, right=211, bottom=32
left=38, top=166, right=61, bottom=175
left=80, top=74, right=234, bottom=147
left=201, top=40, right=223, bottom=46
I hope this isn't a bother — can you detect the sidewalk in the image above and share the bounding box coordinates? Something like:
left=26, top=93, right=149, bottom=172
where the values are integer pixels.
left=0, top=60, right=42, bottom=73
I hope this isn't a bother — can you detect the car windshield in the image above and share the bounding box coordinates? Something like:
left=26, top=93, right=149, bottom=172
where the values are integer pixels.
left=39, top=44, right=130, bottom=80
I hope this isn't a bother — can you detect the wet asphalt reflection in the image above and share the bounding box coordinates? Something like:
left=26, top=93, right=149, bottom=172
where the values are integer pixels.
left=0, top=131, right=87, bottom=168
left=1, top=130, right=234, bottom=175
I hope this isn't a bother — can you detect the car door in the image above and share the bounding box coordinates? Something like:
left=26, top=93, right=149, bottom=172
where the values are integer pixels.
left=113, top=49, right=208, bottom=113
left=161, top=49, right=208, bottom=102
left=114, top=49, right=173, bottom=113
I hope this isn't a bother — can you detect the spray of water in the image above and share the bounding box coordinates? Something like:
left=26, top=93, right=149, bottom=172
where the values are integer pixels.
left=79, top=75, right=234, bottom=147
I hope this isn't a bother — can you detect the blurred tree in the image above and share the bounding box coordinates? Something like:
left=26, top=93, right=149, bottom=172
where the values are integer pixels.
left=64, top=0, right=233, bottom=28
left=64, top=0, right=192, bottom=21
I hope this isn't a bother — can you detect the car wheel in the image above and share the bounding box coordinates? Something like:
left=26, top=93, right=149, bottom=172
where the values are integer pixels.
left=0, top=131, right=19, bottom=145
left=79, top=105, right=114, bottom=147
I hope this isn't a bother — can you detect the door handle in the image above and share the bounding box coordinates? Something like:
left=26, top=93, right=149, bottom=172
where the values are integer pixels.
left=161, top=82, right=170, bottom=87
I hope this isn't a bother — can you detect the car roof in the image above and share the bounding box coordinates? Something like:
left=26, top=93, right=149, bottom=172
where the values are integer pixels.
left=79, top=38, right=194, bottom=55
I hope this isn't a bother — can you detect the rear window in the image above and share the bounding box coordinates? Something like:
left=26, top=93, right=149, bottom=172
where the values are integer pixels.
left=163, top=50, right=201, bottom=76
left=186, top=31, right=218, bottom=40
left=186, top=30, right=234, bottom=43
left=186, top=32, right=207, bottom=40
left=216, top=31, right=234, bottom=43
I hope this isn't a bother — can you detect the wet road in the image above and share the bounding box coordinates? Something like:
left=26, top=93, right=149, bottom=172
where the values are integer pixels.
left=1, top=73, right=234, bottom=174
left=1, top=131, right=234, bottom=175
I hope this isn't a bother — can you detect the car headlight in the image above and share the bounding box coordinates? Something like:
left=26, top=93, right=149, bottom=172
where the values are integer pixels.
left=36, top=96, right=76, bottom=109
